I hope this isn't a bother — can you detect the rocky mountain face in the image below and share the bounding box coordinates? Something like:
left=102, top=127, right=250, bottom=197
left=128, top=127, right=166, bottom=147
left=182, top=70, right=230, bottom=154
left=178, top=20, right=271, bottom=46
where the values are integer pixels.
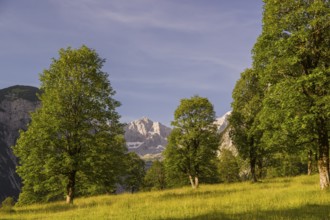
left=215, top=111, right=231, bottom=133
left=0, top=85, right=40, bottom=201
left=219, top=126, right=237, bottom=156
left=215, top=111, right=237, bottom=156
left=124, top=117, right=172, bottom=160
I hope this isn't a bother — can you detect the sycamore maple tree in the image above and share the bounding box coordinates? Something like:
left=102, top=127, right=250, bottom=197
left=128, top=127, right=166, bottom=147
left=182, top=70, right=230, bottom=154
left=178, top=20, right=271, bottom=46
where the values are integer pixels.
left=164, top=96, right=219, bottom=189
left=14, top=46, right=127, bottom=204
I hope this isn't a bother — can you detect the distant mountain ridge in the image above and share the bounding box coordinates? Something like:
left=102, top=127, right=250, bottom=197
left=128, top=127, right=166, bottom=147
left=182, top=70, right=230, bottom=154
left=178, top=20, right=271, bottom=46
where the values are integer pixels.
left=124, top=112, right=235, bottom=160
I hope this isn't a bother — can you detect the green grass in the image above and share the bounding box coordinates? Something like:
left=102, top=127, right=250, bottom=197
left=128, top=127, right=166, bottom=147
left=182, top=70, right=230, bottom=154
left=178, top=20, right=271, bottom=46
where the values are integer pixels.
left=1, top=175, right=330, bottom=220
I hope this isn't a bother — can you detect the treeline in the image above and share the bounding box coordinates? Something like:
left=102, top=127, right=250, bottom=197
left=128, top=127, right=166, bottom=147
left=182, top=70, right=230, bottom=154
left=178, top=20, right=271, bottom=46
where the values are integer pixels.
left=230, top=0, right=330, bottom=189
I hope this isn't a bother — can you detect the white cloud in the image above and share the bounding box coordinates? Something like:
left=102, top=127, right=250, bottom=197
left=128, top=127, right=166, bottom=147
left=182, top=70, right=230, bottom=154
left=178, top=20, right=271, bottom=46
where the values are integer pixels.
left=51, top=0, right=259, bottom=34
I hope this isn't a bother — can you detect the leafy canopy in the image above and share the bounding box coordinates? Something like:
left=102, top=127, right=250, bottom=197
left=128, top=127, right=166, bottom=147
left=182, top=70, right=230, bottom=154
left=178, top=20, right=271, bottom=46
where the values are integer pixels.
left=252, top=0, right=330, bottom=188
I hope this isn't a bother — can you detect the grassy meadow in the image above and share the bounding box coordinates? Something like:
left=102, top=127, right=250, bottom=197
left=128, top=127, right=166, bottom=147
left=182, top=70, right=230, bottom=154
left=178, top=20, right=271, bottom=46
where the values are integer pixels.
left=1, top=174, right=330, bottom=220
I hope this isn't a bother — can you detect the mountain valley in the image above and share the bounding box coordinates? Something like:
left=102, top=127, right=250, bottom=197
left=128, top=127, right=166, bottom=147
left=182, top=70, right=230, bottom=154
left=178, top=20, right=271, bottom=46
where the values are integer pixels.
left=0, top=85, right=234, bottom=200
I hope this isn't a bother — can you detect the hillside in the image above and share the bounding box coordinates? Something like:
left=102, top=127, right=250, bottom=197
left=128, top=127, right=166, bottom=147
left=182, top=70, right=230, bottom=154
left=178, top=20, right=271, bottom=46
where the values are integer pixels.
left=1, top=175, right=328, bottom=219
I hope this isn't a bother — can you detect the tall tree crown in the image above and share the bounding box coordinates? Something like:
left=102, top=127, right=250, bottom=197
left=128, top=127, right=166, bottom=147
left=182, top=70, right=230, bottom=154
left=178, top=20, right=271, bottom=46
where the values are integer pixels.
left=14, top=46, right=126, bottom=204
left=164, top=96, right=219, bottom=188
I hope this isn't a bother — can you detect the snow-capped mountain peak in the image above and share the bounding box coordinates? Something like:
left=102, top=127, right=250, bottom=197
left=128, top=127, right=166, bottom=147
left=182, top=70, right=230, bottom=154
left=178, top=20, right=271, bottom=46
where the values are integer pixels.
left=215, top=111, right=231, bottom=133
left=127, top=117, right=152, bottom=137
left=124, top=117, right=172, bottom=160
left=124, top=112, right=235, bottom=161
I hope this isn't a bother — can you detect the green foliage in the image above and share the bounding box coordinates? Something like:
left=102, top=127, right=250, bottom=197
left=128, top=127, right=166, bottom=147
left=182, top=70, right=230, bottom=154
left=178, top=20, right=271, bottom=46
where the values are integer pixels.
left=122, top=152, right=146, bottom=193
left=218, top=149, right=240, bottom=183
left=229, top=68, right=264, bottom=182
left=163, top=130, right=192, bottom=188
left=13, top=45, right=127, bottom=204
left=0, top=197, right=15, bottom=213
left=252, top=0, right=330, bottom=188
left=143, top=160, right=166, bottom=191
left=164, top=96, right=220, bottom=188
left=1, top=197, right=15, bottom=207
left=266, top=153, right=307, bottom=178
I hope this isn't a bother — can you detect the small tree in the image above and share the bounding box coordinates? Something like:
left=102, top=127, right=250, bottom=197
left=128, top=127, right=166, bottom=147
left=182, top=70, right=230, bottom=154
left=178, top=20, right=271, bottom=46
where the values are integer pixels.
left=123, top=152, right=146, bottom=193
left=1, top=197, right=15, bottom=213
left=218, top=149, right=240, bottom=183
left=143, top=160, right=166, bottom=191
left=14, top=46, right=126, bottom=204
left=229, top=68, right=264, bottom=182
left=164, top=96, right=219, bottom=189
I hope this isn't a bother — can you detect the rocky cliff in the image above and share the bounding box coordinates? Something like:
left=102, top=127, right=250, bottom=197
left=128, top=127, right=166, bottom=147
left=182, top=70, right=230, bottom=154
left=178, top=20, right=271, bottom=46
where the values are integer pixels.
left=0, top=85, right=40, bottom=201
left=215, top=111, right=237, bottom=155
left=124, top=117, right=172, bottom=160
left=215, top=111, right=231, bottom=133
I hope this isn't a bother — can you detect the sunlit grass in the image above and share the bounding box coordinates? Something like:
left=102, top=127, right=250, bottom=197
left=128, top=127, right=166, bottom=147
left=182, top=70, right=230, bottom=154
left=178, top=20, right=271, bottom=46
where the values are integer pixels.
left=1, top=174, right=330, bottom=219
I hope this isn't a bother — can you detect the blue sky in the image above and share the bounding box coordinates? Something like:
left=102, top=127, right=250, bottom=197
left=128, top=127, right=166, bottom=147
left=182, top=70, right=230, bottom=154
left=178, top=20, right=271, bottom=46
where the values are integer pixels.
left=0, top=0, right=263, bottom=126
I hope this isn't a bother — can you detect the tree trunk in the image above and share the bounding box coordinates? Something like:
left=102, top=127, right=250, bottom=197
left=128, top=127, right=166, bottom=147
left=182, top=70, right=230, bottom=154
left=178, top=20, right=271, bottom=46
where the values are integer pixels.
left=307, top=149, right=313, bottom=176
left=66, top=170, right=77, bottom=204
left=194, top=176, right=199, bottom=189
left=317, top=118, right=329, bottom=190
left=249, top=140, right=258, bottom=183
left=318, top=159, right=329, bottom=190
left=257, top=158, right=263, bottom=179
left=250, top=157, right=257, bottom=183
left=189, top=175, right=199, bottom=189
left=189, top=175, right=194, bottom=188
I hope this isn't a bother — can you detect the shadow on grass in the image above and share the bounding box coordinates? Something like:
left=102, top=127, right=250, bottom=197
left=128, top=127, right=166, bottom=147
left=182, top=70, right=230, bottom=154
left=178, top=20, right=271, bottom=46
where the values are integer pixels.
left=164, top=204, right=330, bottom=220
left=16, top=203, right=76, bottom=215
left=16, top=201, right=99, bottom=215
left=160, top=188, right=249, bottom=202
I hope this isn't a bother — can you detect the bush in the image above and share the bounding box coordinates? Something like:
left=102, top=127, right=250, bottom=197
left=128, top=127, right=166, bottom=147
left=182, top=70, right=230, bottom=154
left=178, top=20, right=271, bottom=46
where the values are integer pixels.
left=218, top=149, right=240, bottom=183
left=265, top=153, right=307, bottom=178
left=144, top=160, right=166, bottom=191
left=1, top=197, right=15, bottom=213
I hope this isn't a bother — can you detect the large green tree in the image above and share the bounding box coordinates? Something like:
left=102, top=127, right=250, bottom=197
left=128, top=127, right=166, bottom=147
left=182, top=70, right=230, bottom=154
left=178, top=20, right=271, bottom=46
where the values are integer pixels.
left=164, top=96, right=219, bottom=189
left=229, top=68, right=264, bottom=182
left=253, top=0, right=330, bottom=189
left=14, top=46, right=127, bottom=204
